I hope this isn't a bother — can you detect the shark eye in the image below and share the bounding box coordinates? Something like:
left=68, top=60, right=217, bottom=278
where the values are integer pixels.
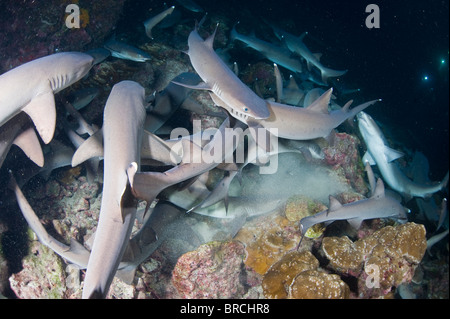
left=243, top=107, right=249, bottom=112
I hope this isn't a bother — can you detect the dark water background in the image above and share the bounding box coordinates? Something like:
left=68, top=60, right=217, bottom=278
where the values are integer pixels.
left=120, top=0, right=449, bottom=179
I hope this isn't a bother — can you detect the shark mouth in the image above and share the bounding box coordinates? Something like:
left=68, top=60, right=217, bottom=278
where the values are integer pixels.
left=229, top=107, right=250, bottom=121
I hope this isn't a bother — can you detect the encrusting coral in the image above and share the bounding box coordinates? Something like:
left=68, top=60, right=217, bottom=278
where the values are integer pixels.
left=321, top=222, right=427, bottom=297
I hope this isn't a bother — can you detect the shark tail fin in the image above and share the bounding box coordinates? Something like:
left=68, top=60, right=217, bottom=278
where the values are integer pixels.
left=441, top=171, right=449, bottom=189
left=321, top=67, right=348, bottom=84
left=229, top=21, right=242, bottom=44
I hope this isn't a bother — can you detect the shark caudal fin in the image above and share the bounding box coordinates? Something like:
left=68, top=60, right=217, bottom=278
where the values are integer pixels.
left=321, top=67, right=348, bottom=84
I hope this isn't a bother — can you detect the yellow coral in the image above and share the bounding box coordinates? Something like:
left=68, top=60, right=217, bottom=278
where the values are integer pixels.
left=262, top=251, right=319, bottom=299
left=235, top=213, right=301, bottom=275
left=288, top=270, right=350, bottom=299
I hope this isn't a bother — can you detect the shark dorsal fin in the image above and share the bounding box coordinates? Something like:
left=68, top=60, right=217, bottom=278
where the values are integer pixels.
left=328, top=195, right=342, bottom=212
left=372, top=178, right=386, bottom=199
left=342, top=100, right=353, bottom=112
left=287, top=75, right=300, bottom=90
left=305, top=88, right=332, bottom=114
left=205, top=23, right=219, bottom=50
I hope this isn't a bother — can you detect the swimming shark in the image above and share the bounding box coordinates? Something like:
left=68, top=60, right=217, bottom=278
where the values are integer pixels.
left=81, top=81, right=146, bottom=299
left=298, top=177, right=408, bottom=248
left=145, top=72, right=202, bottom=133
left=9, top=173, right=91, bottom=268
left=270, top=26, right=347, bottom=84
left=104, top=36, right=151, bottom=62
left=0, top=52, right=94, bottom=144
left=131, top=117, right=244, bottom=210
left=357, top=111, right=449, bottom=200
left=143, top=6, right=175, bottom=39
left=172, top=24, right=271, bottom=121
left=254, top=88, right=379, bottom=140
left=230, top=25, right=304, bottom=75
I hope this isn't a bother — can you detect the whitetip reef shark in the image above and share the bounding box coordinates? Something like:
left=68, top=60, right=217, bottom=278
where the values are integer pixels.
left=230, top=24, right=305, bottom=75
left=253, top=88, right=379, bottom=140
left=143, top=6, right=175, bottom=39
left=172, top=24, right=271, bottom=121
left=357, top=111, right=449, bottom=200
left=81, top=81, right=146, bottom=299
left=297, top=177, right=408, bottom=248
left=0, top=52, right=93, bottom=144
left=8, top=173, right=91, bottom=268
left=270, top=25, right=347, bottom=84
left=104, top=36, right=151, bottom=62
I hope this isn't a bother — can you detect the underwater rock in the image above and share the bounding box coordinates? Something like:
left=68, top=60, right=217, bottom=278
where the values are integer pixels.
left=241, top=62, right=276, bottom=98
left=172, top=241, right=247, bottom=299
left=321, top=222, right=427, bottom=297
left=288, top=270, right=350, bottom=299
left=0, top=0, right=125, bottom=72
left=323, top=133, right=368, bottom=195
left=235, top=212, right=301, bottom=275
left=262, top=251, right=319, bottom=299
left=284, top=195, right=327, bottom=239
left=321, top=236, right=364, bottom=275
left=284, top=195, right=327, bottom=222
left=9, top=240, right=66, bottom=299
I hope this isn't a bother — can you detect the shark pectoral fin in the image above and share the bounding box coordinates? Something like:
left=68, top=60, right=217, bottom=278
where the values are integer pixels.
left=71, top=129, right=103, bottom=167
left=171, top=80, right=210, bottom=91
left=115, top=264, right=137, bottom=285
left=13, top=127, right=44, bottom=167
left=383, top=145, right=404, bottom=163
left=362, top=151, right=376, bottom=166
left=141, top=130, right=181, bottom=165
left=22, top=91, right=56, bottom=144
left=347, top=218, right=364, bottom=230
left=127, top=162, right=138, bottom=187
left=130, top=172, right=161, bottom=205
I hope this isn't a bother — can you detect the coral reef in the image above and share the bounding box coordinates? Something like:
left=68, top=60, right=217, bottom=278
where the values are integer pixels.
left=262, top=251, right=319, bottom=299
left=321, top=222, right=427, bottom=297
left=0, top=0, right=126, bottom=72
left=235, top=212, right=301, bottom=275
left=289, top=270, right=350, bottom=299
left=323, top=133, right=368, bottom=194
left=171, top=240, right=248, bottom=299
left=9, top=239, right=66, bottom=299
